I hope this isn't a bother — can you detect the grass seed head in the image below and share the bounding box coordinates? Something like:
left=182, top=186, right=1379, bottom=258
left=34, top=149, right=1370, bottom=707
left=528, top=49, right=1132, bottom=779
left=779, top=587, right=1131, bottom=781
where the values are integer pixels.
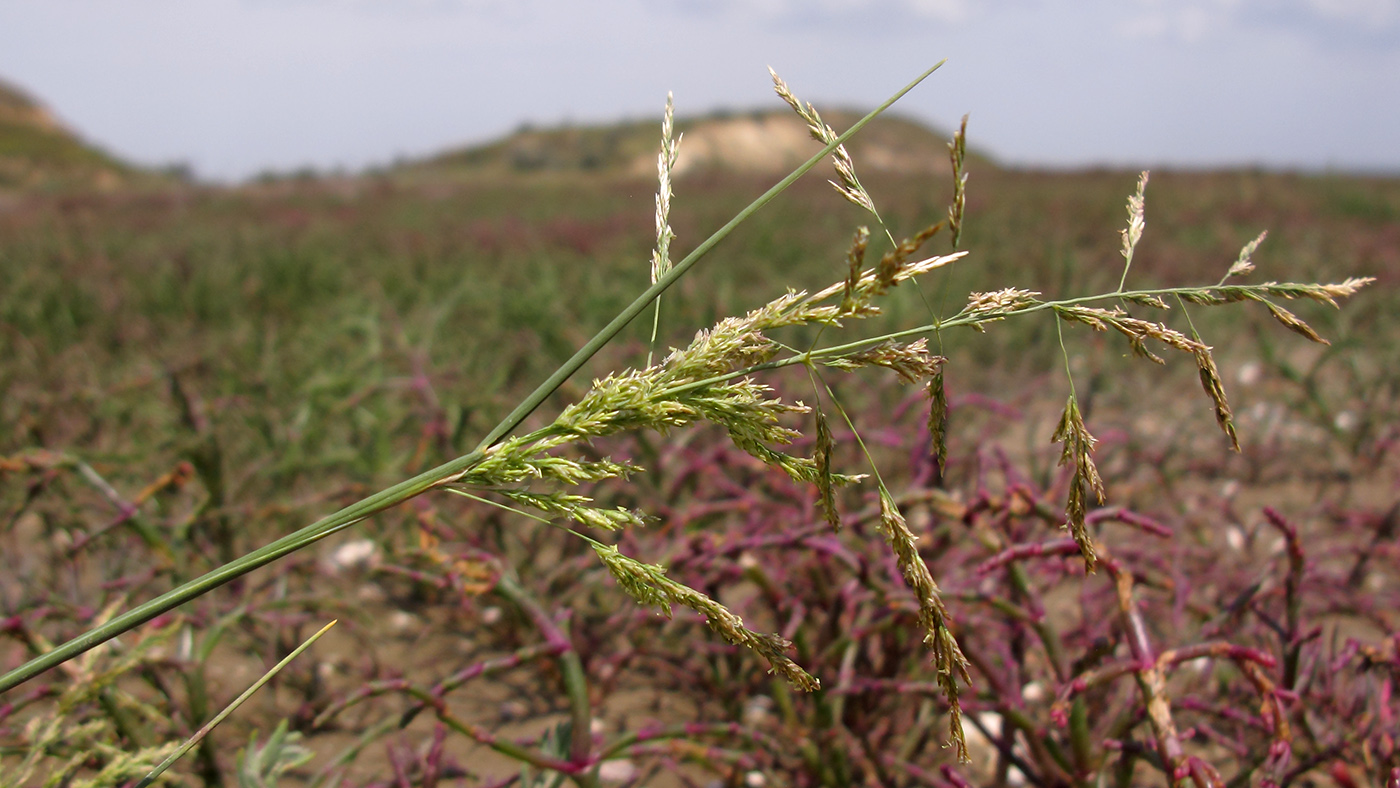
left=1263, top=301, right=1329, bottom=345
left=651, top=92, right=681, bottom=287
left=842, top=225, right=871, bottom=313
left=1053, top=396, right=1104, bottom=570
left=1226, top=230, right=1267, bottom=280
left=769, top=66, right=878, bottom=215
left=948, top=114, right=969, bottom=250
left=594, top=543, right=819, bottom=691
left=966, top=288, right=1042, bottom=322
left=927, top=370, right=949, bottom=477
left=1120, top=171, right=1149, bottom=269
left=1194, top=347, right=1241, bottom=452
left=878, top=489, right=970, bottom=759
left=814, top=409, right=841, bottom=531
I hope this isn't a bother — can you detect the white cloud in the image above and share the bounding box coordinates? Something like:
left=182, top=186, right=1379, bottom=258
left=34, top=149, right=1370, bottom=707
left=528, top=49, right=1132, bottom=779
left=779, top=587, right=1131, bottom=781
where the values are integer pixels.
left=899, top=0, right=970, bottom=20
left=1303, top=0, right=1400, bottom=26
left=727, top=0, right=969, bottom=23
left=1117, top=0, right=1246, bottom=43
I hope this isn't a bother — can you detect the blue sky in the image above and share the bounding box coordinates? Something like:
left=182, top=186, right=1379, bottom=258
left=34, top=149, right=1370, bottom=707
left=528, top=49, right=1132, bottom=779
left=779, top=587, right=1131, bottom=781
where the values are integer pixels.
left=1, top=0, right=1396, bottom=181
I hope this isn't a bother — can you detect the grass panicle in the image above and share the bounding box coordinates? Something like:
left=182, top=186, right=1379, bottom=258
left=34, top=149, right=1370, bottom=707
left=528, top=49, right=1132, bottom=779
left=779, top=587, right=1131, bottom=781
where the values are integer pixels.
left=1117, top=170, right=1149, bottom=292
left=0, top=63, right=1384, bottom=786
left=1193, top=345, right=1242, bottom=451
left=877, top=488, right=970, bottom=761
left=927, top=368, right=949, bottom=476
left=770, top=66, right=879, bottom=217
left=593, top=544, right=819, bottom=691
left=1223, top=229, right=1268, bottom=283
left=647, top=91, right=681, bottom=366
left=947, top=114, right=968, bottom=249
left=1052, top=395, right=1104, bottom=569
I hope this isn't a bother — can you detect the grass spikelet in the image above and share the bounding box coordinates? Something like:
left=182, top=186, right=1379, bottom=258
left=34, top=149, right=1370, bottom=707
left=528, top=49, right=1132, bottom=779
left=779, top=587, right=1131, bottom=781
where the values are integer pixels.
left=965, top=288, right=1042, bottom=325
left=1052, top=396, right=1103, bottom=569
left=494, top=490, right=647, bottom=531
left=769, top=66, right=877, bottom=215
left=877, top=489, right=969, bottom=760
left=1194, top=346, right=1241, bottom=451
left=814, top=409, right=840, bottom=531
left=593, top=544, right=820, bottom=691
left=1263, top=301, right=1330, bottom=344
left=1118, top=171, right=1149, bottom=291
left=948, top=114, right=968, bottom=250
left=1312, top=276, right=1376, bottom=304
left=927, top=369, right=949, bottom=478
left=650, top=92, right=680, bottom=288
left=1054, top=305, right=1206, bottom=361
left=1225, top=230, right=1267, bottom=281
left=1187, top=278, right=1375, bottom=308
left=842, top=225, right=870, bottom=313
left=1123, top=292, right=1170, bottom=310
left=823, top=339, right=944, bottom=384
left=648, top=92, right=682, bottom=366
left=877, top=223, right=943, bottom=291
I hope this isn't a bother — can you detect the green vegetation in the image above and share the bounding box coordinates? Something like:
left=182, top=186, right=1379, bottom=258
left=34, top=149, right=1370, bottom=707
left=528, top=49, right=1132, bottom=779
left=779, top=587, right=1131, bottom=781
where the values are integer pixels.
left=0, top=78, right=138, bottom=191
left=0, top=67, right=1396, bottom=786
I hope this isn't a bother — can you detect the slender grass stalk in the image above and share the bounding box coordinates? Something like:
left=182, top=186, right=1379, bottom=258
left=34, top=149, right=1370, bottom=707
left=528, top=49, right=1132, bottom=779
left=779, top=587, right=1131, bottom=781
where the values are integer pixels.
left=0, top=61, right=947, bottom=696
left=134, top=620, right=336, bottom=788
left=649, top=279, right=1373, bottom=402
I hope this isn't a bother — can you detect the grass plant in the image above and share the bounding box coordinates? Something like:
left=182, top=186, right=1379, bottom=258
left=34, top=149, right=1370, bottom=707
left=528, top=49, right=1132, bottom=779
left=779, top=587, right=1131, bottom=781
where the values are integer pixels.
left=0, top=65, right=1394, bottom=787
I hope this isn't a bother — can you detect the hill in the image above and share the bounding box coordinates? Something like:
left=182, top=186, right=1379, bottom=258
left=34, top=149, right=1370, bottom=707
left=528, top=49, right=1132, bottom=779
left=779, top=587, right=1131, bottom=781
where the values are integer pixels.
left=407, top=107, right=995, bottom=180
left=0, top=77, right=135, bottom=191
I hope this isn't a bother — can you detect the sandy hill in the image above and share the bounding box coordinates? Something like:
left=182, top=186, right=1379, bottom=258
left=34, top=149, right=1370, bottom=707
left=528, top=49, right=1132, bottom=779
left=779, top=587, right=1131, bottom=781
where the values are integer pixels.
left=412, top=107, right=993, bottom=180
left=0, top=77, right=134, bottom=191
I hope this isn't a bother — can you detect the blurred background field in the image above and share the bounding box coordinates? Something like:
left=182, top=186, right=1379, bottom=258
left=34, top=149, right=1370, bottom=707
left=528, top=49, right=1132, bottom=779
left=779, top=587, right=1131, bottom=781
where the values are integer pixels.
left=2, top=70, right=1399, bottom=786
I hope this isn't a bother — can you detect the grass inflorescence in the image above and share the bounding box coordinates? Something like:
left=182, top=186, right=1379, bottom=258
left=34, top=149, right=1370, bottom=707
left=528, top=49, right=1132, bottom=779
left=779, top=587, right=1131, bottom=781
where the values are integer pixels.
left=0, top=64, right=1393, bottom=787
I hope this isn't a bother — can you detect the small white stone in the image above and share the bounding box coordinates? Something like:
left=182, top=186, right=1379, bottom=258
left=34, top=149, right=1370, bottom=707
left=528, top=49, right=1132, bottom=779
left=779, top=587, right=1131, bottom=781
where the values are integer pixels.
left=389, top=610, right=418, bottom=634
left=325, top=539, right=379, bottom=572
left=743, top=771, right=766, bottom=788
left=743, top=695, right=774, bottom=726
left=1225, top=525, right=1245, bottom=552
left=972, top=711, right=1003, bottom=739
left=1237, top=361, right=1263, bottom=387
left=1334, top=411, right=1358, bottom=432
left=598, top=759, right=638, bottom=784
left=356, top=583, right=387, bottom=603
left=1021, top=681, right=1047, bottom=703
left=480, top=606, right=503, bottom=625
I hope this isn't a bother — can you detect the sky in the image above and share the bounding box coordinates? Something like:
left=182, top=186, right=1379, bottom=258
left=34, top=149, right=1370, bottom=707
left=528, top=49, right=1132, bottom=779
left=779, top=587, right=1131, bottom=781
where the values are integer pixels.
left=1, top=0, right=1397, bottom=182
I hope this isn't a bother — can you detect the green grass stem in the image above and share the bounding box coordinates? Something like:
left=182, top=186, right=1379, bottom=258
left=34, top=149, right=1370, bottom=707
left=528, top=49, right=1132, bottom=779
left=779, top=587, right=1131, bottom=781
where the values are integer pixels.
left=0, top=62, right=946, bottom=695
left=134, top=620, right=336, bottom=788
